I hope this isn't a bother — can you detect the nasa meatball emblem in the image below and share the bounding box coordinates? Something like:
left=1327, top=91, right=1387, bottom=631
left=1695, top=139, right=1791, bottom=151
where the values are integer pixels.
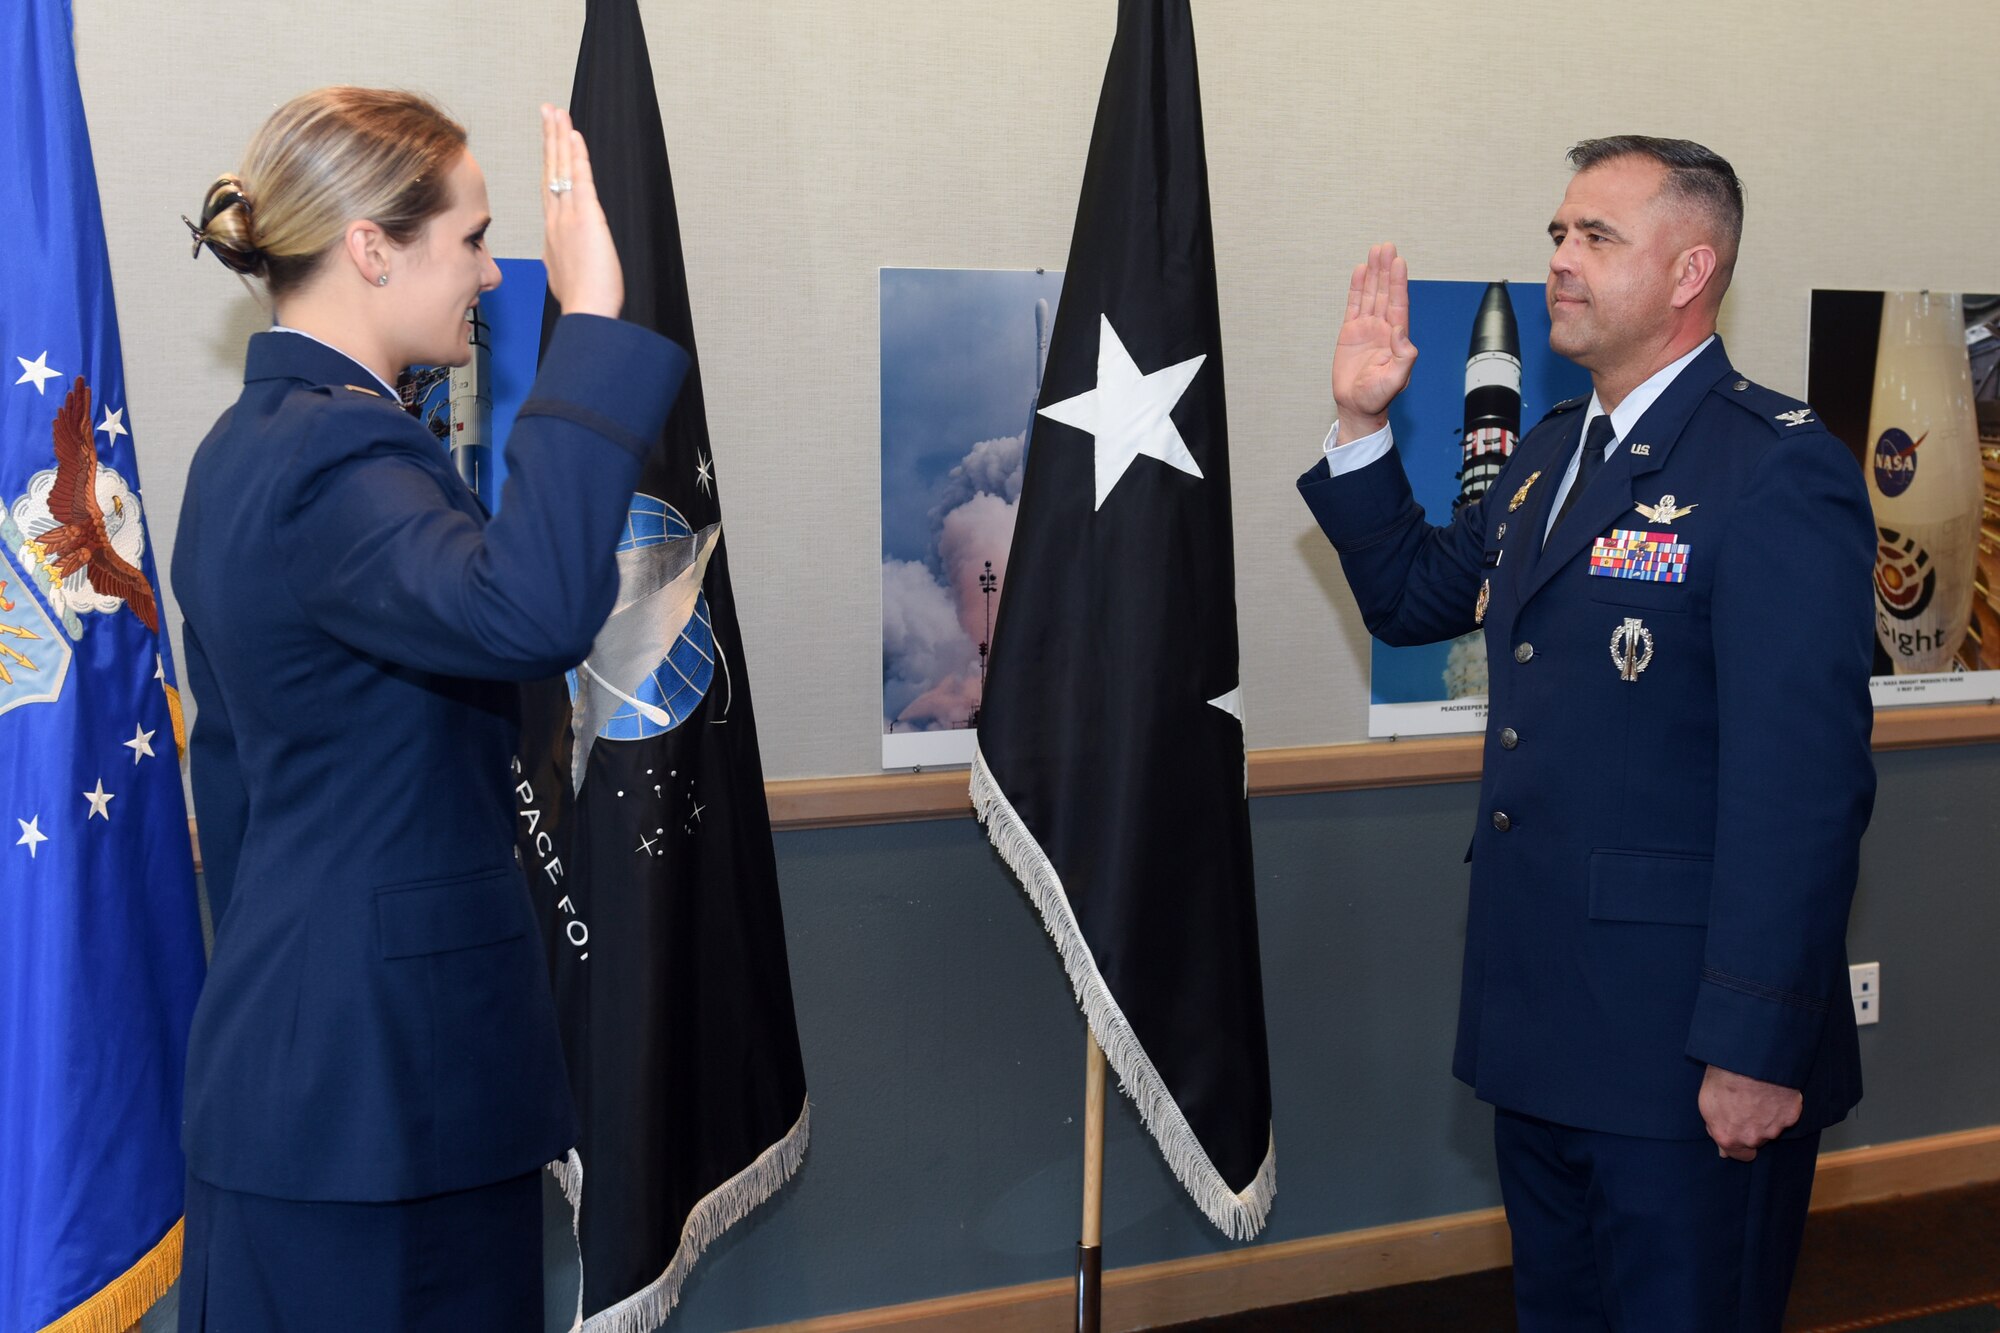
left=1872, top=428, right=1924, bottom=498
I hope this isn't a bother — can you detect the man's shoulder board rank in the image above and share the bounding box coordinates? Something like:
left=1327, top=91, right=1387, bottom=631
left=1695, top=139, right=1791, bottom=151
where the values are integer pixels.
left=1715, top=377, right=1824, bottom=436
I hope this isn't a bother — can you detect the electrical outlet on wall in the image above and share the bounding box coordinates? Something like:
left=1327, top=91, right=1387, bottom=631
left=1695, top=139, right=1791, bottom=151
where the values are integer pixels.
left=1850, top=962, right=1880, bottom=1026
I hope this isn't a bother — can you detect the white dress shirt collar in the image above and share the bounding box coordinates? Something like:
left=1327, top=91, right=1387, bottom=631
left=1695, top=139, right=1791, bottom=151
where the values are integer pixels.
left=1581, top=333, right=1717, bottom=447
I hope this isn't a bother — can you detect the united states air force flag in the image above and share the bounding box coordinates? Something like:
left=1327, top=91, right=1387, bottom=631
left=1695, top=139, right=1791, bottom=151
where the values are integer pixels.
left=972, top=0, right=1275, bottom=1239
left=0, top=2, right=207, bottom=1330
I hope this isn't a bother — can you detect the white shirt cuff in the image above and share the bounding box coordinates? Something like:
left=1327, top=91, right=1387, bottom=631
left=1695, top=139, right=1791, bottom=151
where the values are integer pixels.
left=1320, top=420, right=1393, bottom=476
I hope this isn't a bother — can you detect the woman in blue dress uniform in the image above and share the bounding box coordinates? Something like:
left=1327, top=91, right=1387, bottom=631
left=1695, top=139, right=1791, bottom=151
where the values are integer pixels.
left=173, top=88, right=688, bottom=1329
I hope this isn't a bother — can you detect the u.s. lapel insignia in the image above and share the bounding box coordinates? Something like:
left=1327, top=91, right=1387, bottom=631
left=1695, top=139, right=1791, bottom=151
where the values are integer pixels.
left=1629, top=443, right=1651, bottom=456
left=1475, top=578, right=1490, bottom=625
left=1776, top=408, right=1815, bottom=428
left=1633, top=493, right=1697, bottom=524
left=1609, top=616, right=1654, bottom=682
left=1508, top=470, right=1543, bottom=513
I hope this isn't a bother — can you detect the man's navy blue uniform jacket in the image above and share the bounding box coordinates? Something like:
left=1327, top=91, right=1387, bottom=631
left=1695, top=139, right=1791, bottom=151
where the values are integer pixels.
left=174, top=314, right=687, bottom=1199
left=1300, top=339, right=1876, bottom=1140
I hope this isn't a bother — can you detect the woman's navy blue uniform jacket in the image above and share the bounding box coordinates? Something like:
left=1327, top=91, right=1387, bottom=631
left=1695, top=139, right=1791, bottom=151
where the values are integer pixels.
left=1300, top=339, right=1877, bottom=1141
left=173, top=314, right=687, bottom=1200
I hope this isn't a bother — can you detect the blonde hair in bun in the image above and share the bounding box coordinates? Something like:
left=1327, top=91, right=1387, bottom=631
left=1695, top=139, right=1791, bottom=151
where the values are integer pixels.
left=185, top=173, right=262, bottom=275
left=186, top=87, right=467, bottom=296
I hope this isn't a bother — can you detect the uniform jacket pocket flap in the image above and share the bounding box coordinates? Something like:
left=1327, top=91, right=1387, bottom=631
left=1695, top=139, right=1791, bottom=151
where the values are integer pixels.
left=1585, top=577, right=1697, bottom=613
left=1588, top=850, right=1712, bottom=926
left=377, top=872, right=527, bottom=958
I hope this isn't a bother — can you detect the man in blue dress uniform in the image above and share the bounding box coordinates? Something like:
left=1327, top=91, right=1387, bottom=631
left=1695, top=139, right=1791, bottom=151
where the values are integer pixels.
left=1299, top=138, right=1877, bottom=1330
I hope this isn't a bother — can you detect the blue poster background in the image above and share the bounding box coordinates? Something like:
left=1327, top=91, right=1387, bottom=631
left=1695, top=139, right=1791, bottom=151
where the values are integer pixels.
left=1367, top=279, right=1590, bottom=720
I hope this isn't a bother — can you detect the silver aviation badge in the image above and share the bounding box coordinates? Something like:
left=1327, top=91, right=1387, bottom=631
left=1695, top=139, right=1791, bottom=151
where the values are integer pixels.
left=1633, top=494, right=1697, bottom=525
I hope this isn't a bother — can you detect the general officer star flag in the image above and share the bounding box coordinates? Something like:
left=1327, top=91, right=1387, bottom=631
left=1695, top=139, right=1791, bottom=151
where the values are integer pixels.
left=971, top=0, right=1275, bottom=1240
left=0, top=2, right=207, bottom=1329
left=513, top=1, right=810, bottom=1328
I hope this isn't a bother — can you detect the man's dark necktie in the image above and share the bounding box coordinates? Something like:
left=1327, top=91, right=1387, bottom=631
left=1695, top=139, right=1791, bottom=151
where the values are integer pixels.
left=1549, top=413, right=1616, bottom=540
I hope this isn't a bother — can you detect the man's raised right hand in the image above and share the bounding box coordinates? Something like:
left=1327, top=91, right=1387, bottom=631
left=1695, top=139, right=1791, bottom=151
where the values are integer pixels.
left=1331, top=242, right=1419, bottom=445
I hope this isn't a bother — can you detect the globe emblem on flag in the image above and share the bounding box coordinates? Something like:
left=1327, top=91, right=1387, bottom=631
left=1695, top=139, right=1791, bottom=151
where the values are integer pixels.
left=568, top=496, right=716, bottom=738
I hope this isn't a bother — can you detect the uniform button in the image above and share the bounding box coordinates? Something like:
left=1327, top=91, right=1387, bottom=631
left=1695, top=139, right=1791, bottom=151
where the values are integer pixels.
left=1513, top=642, right=1534, bottom=664
left=1491, top=811, right=1512, bottom=832
left=1499, top=727, right=1519, bottom=750
left=1733, top=379, right=1749, bottom=391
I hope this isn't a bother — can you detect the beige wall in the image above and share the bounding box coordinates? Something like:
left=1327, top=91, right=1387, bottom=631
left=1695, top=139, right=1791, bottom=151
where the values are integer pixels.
left=76, top=0, right=2000, bottom=781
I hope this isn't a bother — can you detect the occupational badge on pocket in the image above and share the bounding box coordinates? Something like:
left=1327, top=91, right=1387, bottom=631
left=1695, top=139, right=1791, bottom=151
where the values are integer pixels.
left=1609, top=616, right=1654, bottom=682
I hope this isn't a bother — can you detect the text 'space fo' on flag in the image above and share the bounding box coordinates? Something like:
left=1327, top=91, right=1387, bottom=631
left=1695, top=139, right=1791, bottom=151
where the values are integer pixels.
left=1, top=2, right=207, bottom=1330
left=972, top=0, right=1275, bottom=1241
left=511, top=1, right=810, bottom=1329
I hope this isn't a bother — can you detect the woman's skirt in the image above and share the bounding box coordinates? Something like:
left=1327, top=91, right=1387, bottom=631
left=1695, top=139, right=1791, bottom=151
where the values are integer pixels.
left=178, top=1169, right=544, bottom=1332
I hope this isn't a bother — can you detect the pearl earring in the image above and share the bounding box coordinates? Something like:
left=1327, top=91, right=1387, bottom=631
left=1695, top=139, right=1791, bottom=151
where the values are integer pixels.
left=377, top=273, right=389, bottom=286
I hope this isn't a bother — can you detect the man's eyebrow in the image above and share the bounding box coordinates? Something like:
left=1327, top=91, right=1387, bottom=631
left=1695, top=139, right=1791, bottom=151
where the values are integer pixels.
left=1551, top=215, right=1624, bottom=240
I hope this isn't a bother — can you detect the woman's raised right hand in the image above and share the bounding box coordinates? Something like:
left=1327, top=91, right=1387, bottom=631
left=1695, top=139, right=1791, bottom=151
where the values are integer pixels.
left=540, top=104, right=623, bottom=320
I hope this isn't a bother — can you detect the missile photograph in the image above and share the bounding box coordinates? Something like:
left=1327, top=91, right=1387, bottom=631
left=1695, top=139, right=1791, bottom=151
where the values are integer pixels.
left=1456, top=281, right=1523, bottom=511
left=1363, top=279, right=1588, bottom=736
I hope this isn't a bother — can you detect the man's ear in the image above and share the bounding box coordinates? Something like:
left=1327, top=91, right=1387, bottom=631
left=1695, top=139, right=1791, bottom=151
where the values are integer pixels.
left=1670, top=244, right=1719, bottom=311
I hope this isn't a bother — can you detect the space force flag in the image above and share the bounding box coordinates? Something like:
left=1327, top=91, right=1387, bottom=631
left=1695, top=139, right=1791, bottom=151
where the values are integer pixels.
left=972, top=0, right=1275, bottom=1239
left=0, top=2, right=207, bottom=1330
left=512, top=1, right=810, bottom=1327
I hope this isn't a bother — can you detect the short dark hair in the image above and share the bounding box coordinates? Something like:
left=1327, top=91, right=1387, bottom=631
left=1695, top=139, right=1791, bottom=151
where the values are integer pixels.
left=1567, top=135, right=1744, bottom=284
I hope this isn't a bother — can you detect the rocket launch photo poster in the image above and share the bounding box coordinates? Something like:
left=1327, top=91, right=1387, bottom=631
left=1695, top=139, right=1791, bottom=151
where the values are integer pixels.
left=1365, top=279, right=1591, bottom=737
left=881, top=266, right=1064, bottom=769
left=1809, top=289, right=2000, bottom=706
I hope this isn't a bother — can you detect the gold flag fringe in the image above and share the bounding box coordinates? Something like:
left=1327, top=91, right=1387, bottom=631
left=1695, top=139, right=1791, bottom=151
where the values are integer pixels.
left=39, top=1217, right=182, bottom=1333
left=972, top=744, right=1276, bottom=1241
left=164, top=682, right=187, bottom=762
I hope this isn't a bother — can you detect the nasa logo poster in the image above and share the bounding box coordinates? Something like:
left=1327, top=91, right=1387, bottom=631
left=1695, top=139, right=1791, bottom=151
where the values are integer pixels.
left=1808, top=289, right=2000, bottom=706
left=879, top=266, right=1064, bottom=769
left=1364, top=279, right=1590, bottom=738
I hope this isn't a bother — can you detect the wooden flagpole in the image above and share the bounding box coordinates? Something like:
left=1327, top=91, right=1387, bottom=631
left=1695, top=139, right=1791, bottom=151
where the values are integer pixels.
left=1077, top=1031, right=1107, bottom=1333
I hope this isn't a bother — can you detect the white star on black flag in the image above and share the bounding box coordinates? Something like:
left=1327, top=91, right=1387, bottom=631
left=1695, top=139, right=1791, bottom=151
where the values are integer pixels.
left=1036, top=315, right=1205, bottom=510
left=972, top=0, right=1274, bottom=1242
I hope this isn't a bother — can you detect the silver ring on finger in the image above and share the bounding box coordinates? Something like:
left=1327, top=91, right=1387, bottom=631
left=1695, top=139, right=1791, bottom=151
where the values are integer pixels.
left=548, top=177, right=574, bottom=195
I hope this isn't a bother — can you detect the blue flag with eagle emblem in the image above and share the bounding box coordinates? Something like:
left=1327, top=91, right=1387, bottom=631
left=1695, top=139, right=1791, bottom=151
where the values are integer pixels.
left=0, top=2, right=206, bottom=1329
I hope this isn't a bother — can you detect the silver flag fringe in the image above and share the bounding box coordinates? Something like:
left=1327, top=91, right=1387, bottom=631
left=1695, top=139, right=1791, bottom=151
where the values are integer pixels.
left=973, top=748, right=1275, bottom=1240
left=551, top=1101, right=812, bottom=1333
